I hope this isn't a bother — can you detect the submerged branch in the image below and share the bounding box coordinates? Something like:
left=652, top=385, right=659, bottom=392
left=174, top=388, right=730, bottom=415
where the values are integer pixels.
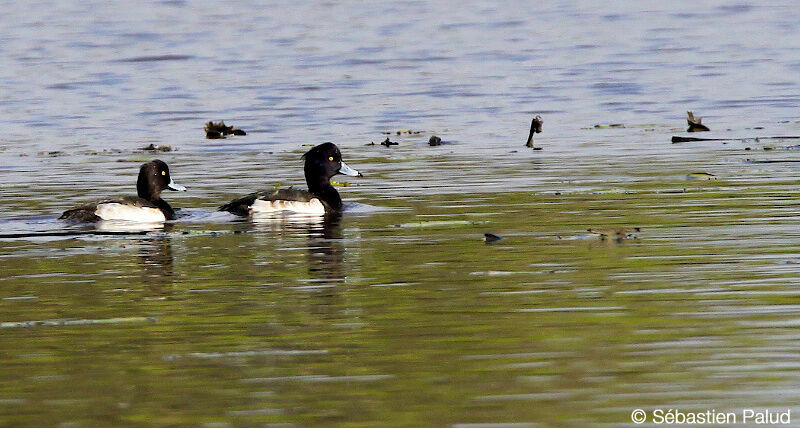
left=672, top=135, right=800, bottom=143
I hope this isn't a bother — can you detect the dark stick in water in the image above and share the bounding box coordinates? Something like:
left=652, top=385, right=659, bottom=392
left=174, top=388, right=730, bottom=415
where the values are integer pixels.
left=525, top=115, right=543, bottom=149
left=672, top=136, right=800, bottom=143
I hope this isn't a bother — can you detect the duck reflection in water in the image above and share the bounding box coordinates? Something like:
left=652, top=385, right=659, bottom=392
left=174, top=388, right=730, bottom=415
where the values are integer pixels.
left=137, top=232, right=175, bottom=295
left=242, top=213, right=348, bottom=287
left=305, top=216, right=346, bottom=286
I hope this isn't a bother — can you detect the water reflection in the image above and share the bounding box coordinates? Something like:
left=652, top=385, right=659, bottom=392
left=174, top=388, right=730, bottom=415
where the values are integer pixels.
left=7, top=0, right=800, bottom=425
left=94, top=220, right=166, bottom=233
left=304, top=216, right=346, bottom=287
left=246, top=213, right=347, bottom=286
left=137, top=234, right=174, bottom=294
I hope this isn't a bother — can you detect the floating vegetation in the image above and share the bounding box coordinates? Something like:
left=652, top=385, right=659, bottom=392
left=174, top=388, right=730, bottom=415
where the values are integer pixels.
left=79, top=148, right=125, bottom=156
left=36, top=151, right=65, bottom=157
left=383, top=130, right=422, bottom=135
left=686, top=172, right=716, bottom=181
left=205, top=121, right=246, bottom=139
left=330, top=180, right=351, bottom=187
left=525, top=115, right=543, bottom=149
left=587, top=227, right=641, bottom=243
left=392, top=220, right=488, bottom=228
left=138, top=143, right=173, bottom=152
left=593, top=123, right=625, bottom=129
left=428, top=135, right=442, bottom=146
left=686, top=111, right=710, bottom=132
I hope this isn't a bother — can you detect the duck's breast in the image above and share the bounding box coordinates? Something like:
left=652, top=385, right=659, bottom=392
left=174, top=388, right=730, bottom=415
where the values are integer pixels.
left=250, top=198, right=326, bottom=215
left=95, top=203, right=167, bottom=222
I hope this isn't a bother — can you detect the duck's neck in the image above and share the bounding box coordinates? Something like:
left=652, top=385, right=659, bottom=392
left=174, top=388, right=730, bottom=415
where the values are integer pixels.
left=137, top=179, right=174, bottom=219
left=137, top=176, right=161, bottom=202
left=152, top=198, right=176, bottom=220
left=306, top=174, right=342, bottom=210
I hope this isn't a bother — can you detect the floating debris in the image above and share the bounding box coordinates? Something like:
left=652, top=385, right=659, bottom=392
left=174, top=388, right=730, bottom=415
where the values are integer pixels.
left=384, top=130, right=422, bottom=135
left=392, top=220, right=488, bottom=229
left=79, top=149, right=125, bottom=156
left=483, top=233, right=503, bottom=243
left=428, top=135, right=442, bottom=146
left=686, top=172, right=716, bottom=181
left=593, top=123, right=625, bottom=129
left=138, top=143, right=173, bottom=152
left=380, top=137, right=398, bottom=147
left=36, top=151, right=65, bottom=157
left=587, top=227, right=641, bottom=243
left=686, top=111, right=710, bottom=132
left=205, top=121, right=246, bottom=139
left=525, top=115, right=543, bottom=149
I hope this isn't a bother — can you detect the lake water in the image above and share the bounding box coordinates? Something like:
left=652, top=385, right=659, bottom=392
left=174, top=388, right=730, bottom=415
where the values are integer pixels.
left=2, top=1, right=800, bottom=426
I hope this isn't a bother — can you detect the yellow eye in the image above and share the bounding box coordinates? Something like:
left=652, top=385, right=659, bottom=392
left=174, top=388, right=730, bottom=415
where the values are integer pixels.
left=161, top=171, right=166, bottom=176
left=328, top=156, right=334, bottom=161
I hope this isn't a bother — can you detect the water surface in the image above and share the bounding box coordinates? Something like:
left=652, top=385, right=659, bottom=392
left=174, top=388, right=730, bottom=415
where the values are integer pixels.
left=2, top=1, right=800, bottom=426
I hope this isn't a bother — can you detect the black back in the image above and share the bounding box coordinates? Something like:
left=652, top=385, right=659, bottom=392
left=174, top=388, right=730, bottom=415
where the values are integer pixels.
left=218, top=188, right=323, bottom=217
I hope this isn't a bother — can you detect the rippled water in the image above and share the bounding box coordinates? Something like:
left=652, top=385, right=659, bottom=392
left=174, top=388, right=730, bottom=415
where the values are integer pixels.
left=3, top=1, right=800, bottom=426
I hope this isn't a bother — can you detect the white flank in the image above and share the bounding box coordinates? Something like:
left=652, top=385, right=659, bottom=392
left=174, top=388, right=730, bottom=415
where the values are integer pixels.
left=95, top=203, right=167, bottom=222
left=250, top=198, right=325, bottom=215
